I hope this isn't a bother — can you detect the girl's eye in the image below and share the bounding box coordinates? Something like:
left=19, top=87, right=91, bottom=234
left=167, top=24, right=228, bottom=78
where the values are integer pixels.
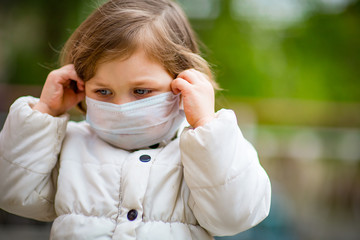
left=134, top=89, right=152, bottom=95
left=95, top=89, right=112, bottom=96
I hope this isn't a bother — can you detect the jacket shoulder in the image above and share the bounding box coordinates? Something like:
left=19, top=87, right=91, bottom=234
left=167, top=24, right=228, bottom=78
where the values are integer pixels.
left=66, top=120, right=93, bottom=138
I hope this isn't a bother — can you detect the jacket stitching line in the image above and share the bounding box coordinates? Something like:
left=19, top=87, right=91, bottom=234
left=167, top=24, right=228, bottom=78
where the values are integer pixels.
left=141, top=218, right=199, bottom=227
left=0, top=156, right=51, bottom=175
left=57, top=213, right=116, bottom=222
left=113, top=156, right=127, bottom=228
left=39, top=194, right=54, bottom=204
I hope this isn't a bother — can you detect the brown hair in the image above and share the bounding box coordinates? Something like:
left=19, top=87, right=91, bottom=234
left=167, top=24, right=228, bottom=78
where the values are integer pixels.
left=60, top=0, right=218, bottom=88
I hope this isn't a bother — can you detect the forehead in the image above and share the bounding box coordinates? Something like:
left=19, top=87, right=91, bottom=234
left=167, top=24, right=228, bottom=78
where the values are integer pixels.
left=88, top=49, right=172, bottom=85
left=99, top=49, right=165, bottom=73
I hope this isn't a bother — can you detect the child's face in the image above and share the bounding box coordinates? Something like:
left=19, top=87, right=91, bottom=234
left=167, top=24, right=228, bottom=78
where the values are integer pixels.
left=85, top=49, right=173, bottom=104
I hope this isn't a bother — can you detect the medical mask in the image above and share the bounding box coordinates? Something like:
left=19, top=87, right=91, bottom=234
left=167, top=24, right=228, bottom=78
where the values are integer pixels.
left=85, top=92, right=185, bottom=150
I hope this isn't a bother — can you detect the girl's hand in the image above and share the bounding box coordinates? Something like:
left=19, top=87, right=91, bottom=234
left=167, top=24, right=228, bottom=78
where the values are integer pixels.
left=33, top=64, right=85, bottom=116
left=171, top=69, right=215, bottom=128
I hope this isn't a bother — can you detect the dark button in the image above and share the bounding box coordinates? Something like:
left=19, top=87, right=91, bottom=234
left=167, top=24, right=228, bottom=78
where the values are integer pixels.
left=139, top=154, right=151, bottom=162
left=149, top=143, right=160, bottom=149
left=127, top=209, right=138, bottom=221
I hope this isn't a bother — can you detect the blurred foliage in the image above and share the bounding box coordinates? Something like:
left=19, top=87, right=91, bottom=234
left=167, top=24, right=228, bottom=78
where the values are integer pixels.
left=0, top=0, right=359, bottom=102
left=189, top=0, right=360, bottom=101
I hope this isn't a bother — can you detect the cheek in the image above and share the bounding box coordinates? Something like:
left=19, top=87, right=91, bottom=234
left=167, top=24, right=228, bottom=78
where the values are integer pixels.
left=165, top=83, right=172, bottom=92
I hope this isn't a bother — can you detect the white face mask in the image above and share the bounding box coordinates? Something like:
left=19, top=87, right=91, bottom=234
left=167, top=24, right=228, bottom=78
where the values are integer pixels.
left=85, top=92, right=185, bottom=150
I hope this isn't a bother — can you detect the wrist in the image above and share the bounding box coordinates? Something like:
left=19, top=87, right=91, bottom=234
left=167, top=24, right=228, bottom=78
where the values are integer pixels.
left=192, top=114, right=215, bottom=128
left=32, top=101, right=60, bottom=116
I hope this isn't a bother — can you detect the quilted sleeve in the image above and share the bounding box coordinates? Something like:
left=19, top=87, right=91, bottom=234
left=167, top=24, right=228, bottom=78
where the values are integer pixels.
left=180, top=109, right=271, bottom=236
left=0, top=96, right=68, bottom=221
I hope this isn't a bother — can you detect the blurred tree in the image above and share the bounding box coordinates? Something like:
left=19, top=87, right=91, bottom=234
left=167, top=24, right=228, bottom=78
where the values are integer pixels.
left=0, top=0, right=84, bottom=85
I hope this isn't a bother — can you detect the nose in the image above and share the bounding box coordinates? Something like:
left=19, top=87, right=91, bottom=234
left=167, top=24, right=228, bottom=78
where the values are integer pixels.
left=112, top=96, right=133, bottom=105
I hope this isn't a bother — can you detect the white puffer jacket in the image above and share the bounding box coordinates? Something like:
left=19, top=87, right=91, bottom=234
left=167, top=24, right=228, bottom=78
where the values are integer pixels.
left=0, top=96, right=271, bottom=240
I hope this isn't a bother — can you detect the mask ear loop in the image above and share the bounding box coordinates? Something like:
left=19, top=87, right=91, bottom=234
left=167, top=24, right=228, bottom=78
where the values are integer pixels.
left=179, top=94, right=184, bottom=110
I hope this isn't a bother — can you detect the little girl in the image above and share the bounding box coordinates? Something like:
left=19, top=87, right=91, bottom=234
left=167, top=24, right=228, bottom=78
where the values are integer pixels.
left=0, top=0, right=271, bottom=239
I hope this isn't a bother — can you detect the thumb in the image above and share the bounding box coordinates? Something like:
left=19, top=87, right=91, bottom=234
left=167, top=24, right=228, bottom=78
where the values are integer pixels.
left=171, top=77, right=191, bottom=95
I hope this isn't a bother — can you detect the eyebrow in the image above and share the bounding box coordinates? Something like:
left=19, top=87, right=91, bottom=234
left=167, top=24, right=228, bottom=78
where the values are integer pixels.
left=87, top=76, right=166, bottom=88
left=131, top=77, right=164, bottom=86
left=87, top=80, right=109, bottom=88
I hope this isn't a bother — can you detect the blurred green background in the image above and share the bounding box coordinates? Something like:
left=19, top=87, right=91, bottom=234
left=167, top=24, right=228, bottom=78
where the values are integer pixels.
left=0, top=0, right=359, bottom=239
